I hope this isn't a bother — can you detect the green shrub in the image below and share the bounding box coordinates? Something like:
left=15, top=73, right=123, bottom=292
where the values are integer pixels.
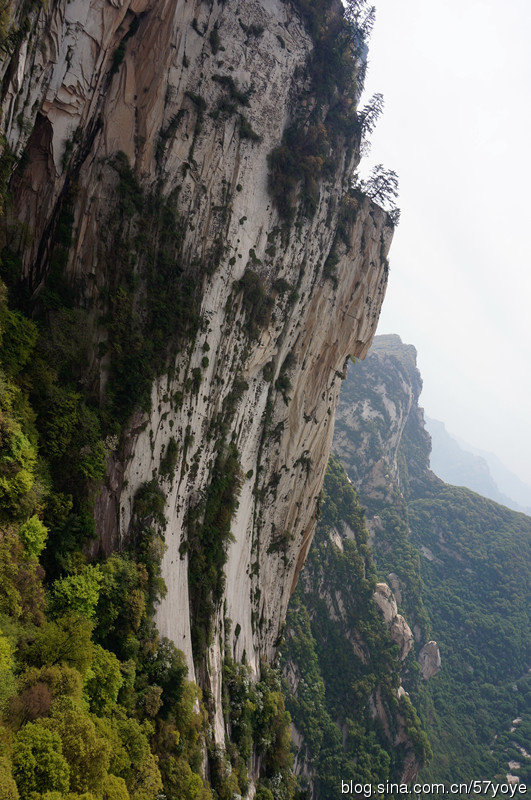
left=234, top=269, right=273, bottom=338
left=18, top=515, right=48, bottom=558
left=159, top=437, right=179, bottom=479
left=94, top=556, right=147, bottom=657
left=268, top=123, right=329, bottom=220
left=0, top=308, right=38, bottom=377
left=12, top=722, right=70, bottom=799
left=51, top=564, right=103, bottom=618
left=212, top=74, right=252, bottom=106
left=84, top=645, right=123, bottom=715
left=0, top=627, right=15, bottom=710
left=27, top=614, right=95, bottom=677
left=239, top=114, right=261, bottom=142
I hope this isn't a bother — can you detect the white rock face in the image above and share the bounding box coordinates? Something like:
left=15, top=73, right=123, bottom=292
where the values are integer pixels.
left=373, top=583, right=413, bottom=660
left=390, top=615, right=414, bottom=661
left=373, top=582, right=398, bottom=623
left=1, top=0, right=392, bottom=753
left=418, top=640, right=441, bottom=679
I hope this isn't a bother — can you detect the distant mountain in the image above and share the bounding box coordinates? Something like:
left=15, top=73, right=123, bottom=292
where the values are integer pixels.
left=426, top=417, right=531, bottom=515
left=455, top=437, right=531, bottom=514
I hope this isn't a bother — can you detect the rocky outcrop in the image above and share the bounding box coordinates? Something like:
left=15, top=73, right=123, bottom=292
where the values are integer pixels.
left=0, top=0, right=392, bottom=758
left=334, top=334, right=434, bottom=500
left=333, top=335, right=439, bottom=641
left=418, top=641, right=441, bottom=679
left=373, top=581, right=398, bottom=622
left=373, top=582, right=413, bottom=660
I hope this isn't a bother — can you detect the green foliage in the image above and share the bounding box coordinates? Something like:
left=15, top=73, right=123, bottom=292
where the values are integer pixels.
left=46, top=702, right=111, bottom=794
left=136, top=638, right=187, bottom=718
left=268, top=123, right=330, bottom=221
left=0, top=527, right=46, bottom=624
left=282, top=456, right=429, bottom=797
left=93, top=556, right=147, bottom=658
left=158, top=755, right=211, bottom=800
left=0, top=136, right=17, bottom=216
left=84, top=645, right=123, bottom=715
left=104, top=153, right=198, bottom=426
left=275, top=352, right=296, bottom=401
left=101, top=773, right=130, bottom=800
left=407, top=485, right=531, bottom=784
left=130, top=480, right=167, bottom=613
left=0, top=506, right=207, bottom=800
left=212, top=74, right=252, bottom=106
left=1, top=251, right=105, bottom=574
left=109, top=16, right=140, bottom=76
left=222, top=658, right=295, bottom=800
left=17, top=663, right=83, bottom=709
left=18, top=515, right=49, bottom=558
left=239, top=114, right=261, bottom=142
left=234, top=268, right=273, bottom=338
left=0, top=384, right=39, bottom=522
left=0, top=307, right=38, bottom=377
left=0, top=754, right=19, bottom=800
left=0, top=626, right=15, bottom=710
left=12, top=722, right=70, bottom=798
left=209, top=26, right=221, bottom=54
left=26, top=614, right=95, bottom=677
left=111, top=41, right=126, bottom=75
left=51, top=564, right=103, bottom=618
left=159, top=436, right=179, bottom=479
left=267, top=0, right=372, bottom=220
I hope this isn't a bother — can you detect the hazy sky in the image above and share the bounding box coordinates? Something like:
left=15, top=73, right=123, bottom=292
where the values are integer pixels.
left=359, top=0, right=531, bottom=485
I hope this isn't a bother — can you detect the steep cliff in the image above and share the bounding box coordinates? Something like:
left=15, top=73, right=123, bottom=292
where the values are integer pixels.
left=333, top=334, right=531, bottom=786
left=0, top=0, right=392, bottom=792
left=334, top=333, right=433, bottom=638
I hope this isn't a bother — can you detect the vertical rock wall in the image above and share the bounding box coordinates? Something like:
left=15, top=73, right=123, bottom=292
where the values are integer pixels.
left=0, top=0, right=392, bottom=750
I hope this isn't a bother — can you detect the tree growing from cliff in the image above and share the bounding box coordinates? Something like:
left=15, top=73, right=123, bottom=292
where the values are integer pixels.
left=359, top=92, right=384, bottom=152
left=356, top=164, right=401, bottom=225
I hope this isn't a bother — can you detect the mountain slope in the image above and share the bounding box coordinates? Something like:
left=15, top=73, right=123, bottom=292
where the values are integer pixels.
left=282, top=456, right=430, bottom=799
left=333, top=334, right=531, bottom=785
left=426, top=417, right=531, bottom=515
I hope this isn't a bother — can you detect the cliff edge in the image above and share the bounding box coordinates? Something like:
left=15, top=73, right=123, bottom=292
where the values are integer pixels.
left=0, top=0, right=393, bottom=773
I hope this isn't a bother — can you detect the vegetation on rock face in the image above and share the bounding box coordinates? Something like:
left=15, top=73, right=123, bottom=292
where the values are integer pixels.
left=222, top=656, right=295, bottom=800
left=0, top=1, right=396, bottom=796
left=185, top=440, right=243, bottom=659
left=267, top=0, right=374, bottom=221
left=282, top=456, right=431, bottom=799
left=234, top=269, right=274, bottom=339
left=0, top=275, right=214, bottom=799
left=104, top=152, right=199, bottom=427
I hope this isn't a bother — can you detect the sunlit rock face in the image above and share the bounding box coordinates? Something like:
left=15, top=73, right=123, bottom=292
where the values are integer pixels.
left=418, top=641, right=441, bottom=680
left=1, top=0, right=391, bottom=753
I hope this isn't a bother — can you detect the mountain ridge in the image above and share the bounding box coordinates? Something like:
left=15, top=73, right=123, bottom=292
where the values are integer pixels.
left=426, top=416, right=531, bottom=515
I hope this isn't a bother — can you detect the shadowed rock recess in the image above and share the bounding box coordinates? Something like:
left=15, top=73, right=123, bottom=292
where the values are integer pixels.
left=0, top=0, right=394, bottom=795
